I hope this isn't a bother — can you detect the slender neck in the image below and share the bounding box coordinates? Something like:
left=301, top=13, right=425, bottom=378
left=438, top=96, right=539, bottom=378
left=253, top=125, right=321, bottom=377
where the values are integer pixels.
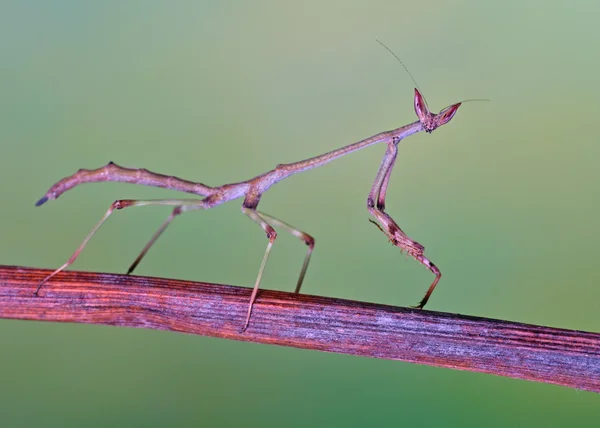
left=275, top=120, right=423, bottom=177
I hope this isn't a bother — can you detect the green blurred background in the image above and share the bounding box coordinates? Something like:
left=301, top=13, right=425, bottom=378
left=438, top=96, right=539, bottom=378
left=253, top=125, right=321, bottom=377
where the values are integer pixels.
left=1, top=1, right=598, bottom=426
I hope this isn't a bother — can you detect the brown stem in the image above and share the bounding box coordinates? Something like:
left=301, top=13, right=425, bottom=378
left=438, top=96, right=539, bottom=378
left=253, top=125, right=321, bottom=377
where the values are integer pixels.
left=1, top=265, right=598, bottom=392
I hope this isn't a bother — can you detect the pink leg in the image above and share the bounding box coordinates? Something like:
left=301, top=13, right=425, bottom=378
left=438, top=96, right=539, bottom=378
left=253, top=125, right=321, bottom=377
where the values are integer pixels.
left=257, top=211, right=315, bottom=294
left=367, top=139, right=442, bottom=308
left=35, top=198, right=210, bottom=295
left=241, top=199, right=277, bottom=332
left=126, top=206, right=183, bottom=275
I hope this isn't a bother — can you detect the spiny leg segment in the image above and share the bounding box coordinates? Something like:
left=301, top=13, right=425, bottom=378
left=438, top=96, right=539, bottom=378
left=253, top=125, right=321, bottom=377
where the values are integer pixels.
left=367, top=138, right=441, bottom=309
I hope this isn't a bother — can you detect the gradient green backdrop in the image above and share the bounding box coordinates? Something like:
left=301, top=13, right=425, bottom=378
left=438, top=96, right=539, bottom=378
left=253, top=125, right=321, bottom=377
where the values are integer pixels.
left=1, top=1, right=598, bottom=426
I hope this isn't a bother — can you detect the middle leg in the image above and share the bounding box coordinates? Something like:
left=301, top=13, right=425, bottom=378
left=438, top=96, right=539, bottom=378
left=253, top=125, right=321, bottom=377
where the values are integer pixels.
left=257, top=211, right=315, bottom=294
left=240, top=199, right=278, bottom=332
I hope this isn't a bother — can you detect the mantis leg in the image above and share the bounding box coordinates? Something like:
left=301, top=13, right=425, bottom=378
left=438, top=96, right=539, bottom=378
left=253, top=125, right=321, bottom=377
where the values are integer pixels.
left=126, top=206, right=184, bottom=275
left=125, top=205, right=313, bottom=331
left=257, top=211, right=315, bottom=294
left=367, top=139, right=441, bottom=309
left=35, top=198, right=211, bottom=295
left=126, top=209, right=313, bottom=293
left=241, top=201, right=278, bottom=332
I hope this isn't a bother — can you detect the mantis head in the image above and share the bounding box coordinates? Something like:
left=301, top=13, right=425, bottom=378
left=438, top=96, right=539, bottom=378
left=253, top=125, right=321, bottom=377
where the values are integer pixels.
left=414, top=88, right=461, bottom=134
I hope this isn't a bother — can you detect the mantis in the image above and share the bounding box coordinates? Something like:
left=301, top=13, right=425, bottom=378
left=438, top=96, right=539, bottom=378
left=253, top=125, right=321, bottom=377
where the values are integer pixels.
left=34, top=45, right=472, bottom=331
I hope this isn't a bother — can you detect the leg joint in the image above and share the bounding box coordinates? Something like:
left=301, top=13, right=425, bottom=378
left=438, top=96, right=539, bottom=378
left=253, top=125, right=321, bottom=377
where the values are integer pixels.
left=113, top=199, right=135, bottom=210
left=303, top=234, right=315, bottom=248
left=266, top=227, right=277, bottom=241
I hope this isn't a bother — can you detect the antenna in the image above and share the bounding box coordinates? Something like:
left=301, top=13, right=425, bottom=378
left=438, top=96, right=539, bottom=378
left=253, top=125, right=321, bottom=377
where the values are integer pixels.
left=376, top=39, right=491, bottom=110
left=376, top=39, right=426, bottom=104
left=439, top=98, right=491, bottom=112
